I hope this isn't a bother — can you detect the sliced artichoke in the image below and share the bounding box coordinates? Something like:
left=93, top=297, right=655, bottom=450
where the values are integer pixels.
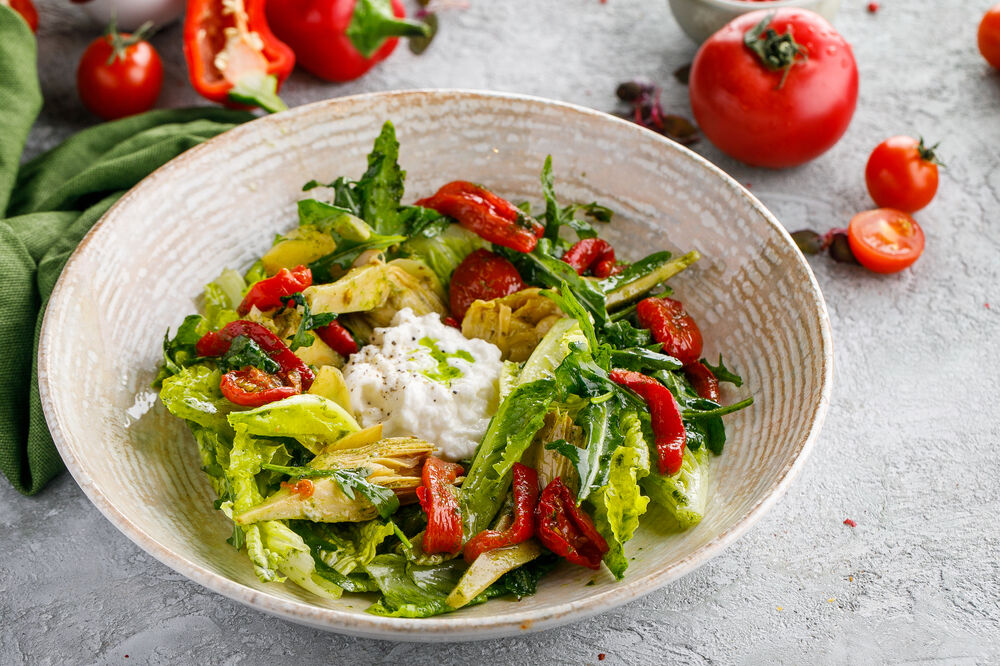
left=523, top=408, right=584, bottom=493
left=357, top=258, right=448, bottom=328
left=460, top=287, right=564, bottom=362
left=261, top=225, right=338, bottom=275
left=304, top=262, right=391, bottom=314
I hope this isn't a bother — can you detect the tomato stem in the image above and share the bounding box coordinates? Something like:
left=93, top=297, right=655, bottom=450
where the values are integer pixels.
left=917, top=137, right=945, bottom=167
left=104, top=14, right=155, bottom=65
left=743, top=12, right=808, bottom=89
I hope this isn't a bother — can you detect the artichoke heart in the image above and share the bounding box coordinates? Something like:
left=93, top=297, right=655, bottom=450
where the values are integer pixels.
left=461, top=287, right=565, bottom=361
left=235, top=437, right=434, bottom=525
left=523, top=408, right=585, bottom=493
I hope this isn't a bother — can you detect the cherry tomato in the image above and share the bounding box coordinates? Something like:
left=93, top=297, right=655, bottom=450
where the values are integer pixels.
left=865, top=137, right=940, bottom=213
left=5, top=0, right=38, bottom=32
left=636, top=297, right=704, bottom=366
left=76, top=25, right=163, bottom=120
left=979, top=4, right=1000, bottom=69
left=219, top=366, right=299, bottom=407
left=448, top=249, right=526, bottom=320
left=689, top=9, right=858, bottom=168
left=847, top=209, right=925, bottom=274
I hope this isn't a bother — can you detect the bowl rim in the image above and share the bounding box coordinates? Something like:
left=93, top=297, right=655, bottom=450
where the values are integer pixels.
left=669, top=0, right=831, bottom=10
left=37, top=88, right=833, bottom=642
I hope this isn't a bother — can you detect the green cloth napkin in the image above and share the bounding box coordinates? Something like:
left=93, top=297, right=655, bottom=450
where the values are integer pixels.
left=0, top=7, right=255, bottom=495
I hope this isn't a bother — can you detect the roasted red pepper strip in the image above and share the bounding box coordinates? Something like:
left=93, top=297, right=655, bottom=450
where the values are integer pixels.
left=416, top=457, right=465, bottom=554
left=196, top=319, right=315, bottom=392
left=463, top=463, right=538, bottom=563
left=220, top=366, right=299, bottom=406
left=636, top=296, right=704, bottom=366
left=265, top=0, right=430, bottom=83
left=416, top=181, right=544, bottom=253
left=238, top=265, right=312, bottom=315
left=314, top=321, right=358, bottom=357
left=684, top=361, right=720, bottom=402
left=609, top=369, right=687, bottom=476
left=561, top=238, right=617, bottom=278
left=183, top=0, right=295, bottom=112
left=535, top=478, right=608, bottom=570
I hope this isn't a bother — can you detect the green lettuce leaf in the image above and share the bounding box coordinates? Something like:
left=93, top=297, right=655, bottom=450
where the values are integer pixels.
left=227, top=394, right=360, bottom=453
left=159, top=364, right=234, bottom=433
left=640, top=446, right=710, bottom=529
left=400, top=223, right=489, bottom=288
left=358, top=120, right=405, bottom=235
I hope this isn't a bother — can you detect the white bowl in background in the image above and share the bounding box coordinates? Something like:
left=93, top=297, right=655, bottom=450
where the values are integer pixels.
left=668, top=0, right=842, bottom=44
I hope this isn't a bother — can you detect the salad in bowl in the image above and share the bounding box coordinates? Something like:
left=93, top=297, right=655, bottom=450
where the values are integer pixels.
left=155, top=121, right=752, bottom=617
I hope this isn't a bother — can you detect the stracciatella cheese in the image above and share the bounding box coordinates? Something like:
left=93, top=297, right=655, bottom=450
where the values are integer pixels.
left=341, top=308, right=503, bottom=461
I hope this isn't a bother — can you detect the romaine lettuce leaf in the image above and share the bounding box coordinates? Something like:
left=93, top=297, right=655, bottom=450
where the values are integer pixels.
left=227, top=394, right=360, bottom=453
left=159, top=364, right=234, bottom=433
left=640, top=446, right=710, bottom=529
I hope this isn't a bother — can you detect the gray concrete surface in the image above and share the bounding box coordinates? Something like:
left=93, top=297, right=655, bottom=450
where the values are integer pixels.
left=3, top=0, right=999, bottom=663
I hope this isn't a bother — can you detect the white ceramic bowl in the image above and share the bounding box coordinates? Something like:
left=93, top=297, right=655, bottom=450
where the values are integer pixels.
left=38, top=90, right=832, bottom=641
left=668, top=0, right=842, bottom=44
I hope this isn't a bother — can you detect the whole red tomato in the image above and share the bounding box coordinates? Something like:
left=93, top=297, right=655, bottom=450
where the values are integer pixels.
left=979, top=4, right=1000, bottom=69
left=689, top=9, right=858, bottom=168
left=77, top=26, right=163, bottom=120
left=449, top=249, right=526, bottom=320
left=865, top=136, right=940, bottom=213
left=5, top=0, right=38, bottom=32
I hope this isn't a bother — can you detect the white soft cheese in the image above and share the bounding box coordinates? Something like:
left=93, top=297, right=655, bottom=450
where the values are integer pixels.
left=341, top=308, right=503, bottom=461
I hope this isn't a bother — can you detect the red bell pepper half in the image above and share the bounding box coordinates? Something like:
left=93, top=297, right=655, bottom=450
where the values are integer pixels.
left=238, top=265, right=312, bottom=315
left=265, top=0, right=430, bottom=83
left=416, top=181, right=545, bottom=253
left=197, top=320, right=315, bottom=406
left=416, top=456, right=464, bottom=555
left=561, top=238, right=617, bottom=278
left=609, top=369, right=687, bottom=476
left=463, top=463, right=538, bottom=563
left=535, top=478, right=608, bottom=570
left=183, top=0, right=295, bottom=112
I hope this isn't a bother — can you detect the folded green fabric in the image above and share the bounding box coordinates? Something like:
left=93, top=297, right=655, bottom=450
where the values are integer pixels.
left=0, top=6, right=254, bottom=495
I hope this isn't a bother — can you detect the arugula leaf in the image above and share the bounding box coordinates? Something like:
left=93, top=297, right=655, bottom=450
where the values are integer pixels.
left=218, top=335, right=280, bottom=374
left=541, top=155, right=561, bottom=242
left=153, top=314, right=210, bottom=386
left=540, top=156, right=611, bottom=241
left=309, top=233, right=407, bottom=283
left=702, top=354, right=745, bottom=387
left=608, top=347, right=683, bottom=373
left=261, top=464, right=400, bottom=519
left=397, top=205, right=450, bottom=238
left=302, top=175, right=364, bottom=217
left=357, top=121, right=405, bottom=235
left=602, top=318, right=652, bottom=348
left=486, top=553, right=559, bottom=599
left=681, top=396, right=754, bottom=420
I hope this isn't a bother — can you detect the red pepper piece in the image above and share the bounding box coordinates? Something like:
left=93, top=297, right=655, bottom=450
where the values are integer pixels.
left=238, top=265, right=312, bottom=315
left=416, top=181, right=544, bottom=253
left=7, top=0, right=38, bottom=32
left=266, top=0, right=430, bottom=83
left=463, top=463, right=538, bottom=563
left=562, top=238, right=617, bottom=278
left=314, top=321, right=358, bottom=357
left=183, top=0, right=295, bottom=112
left=442, top=316, right=461, bottom=329
left=684, top=361, right=720, bottom=402
left=416, top=457, right=464, bottom=555
left=220, top=366, right=299, bottom=406
left=196, top=319, right=315, bottom=392
left=448, top=249, right=527, bottom=320
left=609, top=369, right=687, bottom=476
left=636, top=297, right=704, bottom=366
left=535, top=478, right=608, bottom=569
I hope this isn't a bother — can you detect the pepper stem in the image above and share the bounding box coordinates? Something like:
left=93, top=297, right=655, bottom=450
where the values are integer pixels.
left=743, top=13, right=808, bottom=89
left=347, top=0, right=433, bottom=59
left=229, top=72, right=288, bottom=114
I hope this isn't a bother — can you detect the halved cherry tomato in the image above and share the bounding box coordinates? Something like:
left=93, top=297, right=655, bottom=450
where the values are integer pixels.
left=5, top=0, right=38, bottom=32
left=238, top=265, right=312, bottom=314
left=416, top=457, right=464, bottom=555
left=76, top=22, right=164, bottom=120
left=847, top=209, right=925, bottom=274
left=684, top=361, right=720, bottom=402
left=448, top=249, right=526, bottom=320
left=865, top=137, right=940, bottom=213
left=636, top=297, right=703, bottom=366
left=979, top=4, right=1000, bottom=69
left=219, top=366, right=299, bottom=406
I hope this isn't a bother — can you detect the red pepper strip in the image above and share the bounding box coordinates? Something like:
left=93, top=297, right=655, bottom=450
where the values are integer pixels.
left=535, top=478, right=608, bottom=570
left=314, top=321, right=358, bottom=357
left=265, top=0, right=430, bottom=83
left=442, top=316, right=461, bottom=329
left=183, top=0, right=295, bottom=112
left=196, top=319, right=315, bottom=391
left=416, top=457, right=465, bottom=555
left=463, top=463, right=538, bottom=563
left=238, top=265, right=312, bottom=315
left=220, top=366, right=299, bottom=406
left=635, top=296, right=704, bottom=366
left=416, top=181, right=544, bottom=253
left=609, top=369, right=687, bottom=476
left=684, top=361, right=720, bottom=402
left=562, top=238, right=617, bottom=278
